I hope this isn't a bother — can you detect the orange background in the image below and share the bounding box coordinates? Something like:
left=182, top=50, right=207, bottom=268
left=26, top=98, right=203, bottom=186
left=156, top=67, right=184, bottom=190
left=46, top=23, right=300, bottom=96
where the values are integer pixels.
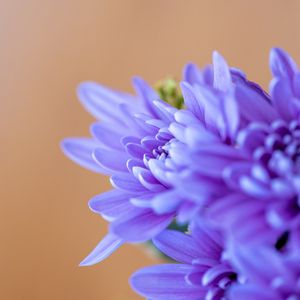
left=1, top=1, right=300, bottom=299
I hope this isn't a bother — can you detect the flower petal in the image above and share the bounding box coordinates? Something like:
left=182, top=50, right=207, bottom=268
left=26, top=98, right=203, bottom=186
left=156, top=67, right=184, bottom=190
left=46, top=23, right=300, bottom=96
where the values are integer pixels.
left=79, top=233, right=123, bottom=266
left=235, top=84, right=278, bottom=123
left=111, top=209, right=173, bottom=242
left=270, top=47, right=297, bottom=79
left=153, top=230, right=200, bottom=263
left=130, top=264, right=205, bottom=300
left=61, top=138, right=108, bottom=174
left=77, top=82, right=132, bottom=124
left=110, top=173, right=146, bottom=193
left=88, top=189, right=135, bottom=221
left=151, top=190, right=182, bottom=214
left=93, top=147, right=129, bottom=172
left=90, top=122, right=124, bottom=150
left=213, top=51, right=232, bottom=92
left=183, top=63, right=204, bottom=85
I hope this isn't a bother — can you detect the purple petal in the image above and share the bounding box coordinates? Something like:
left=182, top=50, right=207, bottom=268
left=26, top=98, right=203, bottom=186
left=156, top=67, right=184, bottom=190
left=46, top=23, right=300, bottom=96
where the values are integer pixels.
left=184, top=125, right=219, bottom=148
left=130, top=193, right=154, bottom=208
left=61, top=138, right=108, bottom=174
left=174, top=109, right=201, bottom=126
left=153, top=230, right=200, bottom=264
left=121, top=135, right=141, bottom=145
left=151, top=190, right=182, bottom=214
left=270, top=47, right=297, bottom=79
left=169, top=122, right=186, bottom=142
left=132, top=166, right=166, bottom=192
left=235, top=84, right=278, bottom=123
left=132, top=76, right=162, bottom=119
left=191, top=221, right=223, bottom=259
left=202, top=264, right=234, bottom=286
left=270, top=77, right=294, bottom=121
left=183, top=63, right=204, bottom=85
left=141, top=136, right=162, bottom=149
left=130, top=264, right=205, bottom=300
left=240, top=176, right=271, bottom=199
left=90, top=122, right=124, bottom=150
left=153, top=100, right=176, bottom=123
left=148, top=159, right=172, bottom=187
left=126, top=158, right=145, bottom=173
left=229, top=285, right=276, bottom=300
left=180, top=82, right=204, bottom=121
left=77, top=82, right=131, bottom=124
left=222, top=95, right=239, bottom=139
left=178, top=171, right=224, bottom=203
left=213, top=51, right=232, bottom=92
left=110, top=173, right=146, bottom=193
left=111, top=209, right=173, bottom=242
left=190, top=144, right=246, bottom=177
left=125, top=142, right=149, bottom=159
left=93, top=147, right=128, bottom=172
left=88, top=189, right=136, bottom=221
left=118, top=103, right=147, bottom=135
left=79, top=233, right=123, bottom=266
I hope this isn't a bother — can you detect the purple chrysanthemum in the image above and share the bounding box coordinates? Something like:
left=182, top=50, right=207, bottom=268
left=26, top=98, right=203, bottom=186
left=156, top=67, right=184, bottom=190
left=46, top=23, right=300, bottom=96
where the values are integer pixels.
left=62, top=77, right=180, bottom=264
left=190, top=48, right=300, bottom=247
left=61, top=68, right=221, bottom=264
left=61, top=51, right=272, bottom=265
left=131, top=220, right=237, bottom=300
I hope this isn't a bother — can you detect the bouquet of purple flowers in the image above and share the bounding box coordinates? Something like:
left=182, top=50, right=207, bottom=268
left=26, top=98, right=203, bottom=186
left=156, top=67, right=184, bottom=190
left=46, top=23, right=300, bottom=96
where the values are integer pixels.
left=62, top=48, right=300, bottom=299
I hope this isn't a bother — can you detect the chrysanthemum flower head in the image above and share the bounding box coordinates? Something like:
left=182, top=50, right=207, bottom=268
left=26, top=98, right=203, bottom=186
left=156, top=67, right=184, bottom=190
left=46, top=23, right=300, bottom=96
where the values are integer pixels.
left=205, top=48, right=300, bottom=246
left=131, top=220, right=237, bottom=300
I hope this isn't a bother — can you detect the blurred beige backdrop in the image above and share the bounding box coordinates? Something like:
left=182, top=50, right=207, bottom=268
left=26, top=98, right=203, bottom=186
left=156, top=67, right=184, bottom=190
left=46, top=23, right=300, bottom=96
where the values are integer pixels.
left=1, top=1, right=300, bottom=299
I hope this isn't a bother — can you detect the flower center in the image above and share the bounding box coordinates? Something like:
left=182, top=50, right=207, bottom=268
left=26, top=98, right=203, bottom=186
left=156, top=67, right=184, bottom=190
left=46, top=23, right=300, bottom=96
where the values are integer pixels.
left=152, top=143, right=170, bottom=161
left=253, top=120, right=300, bottom=178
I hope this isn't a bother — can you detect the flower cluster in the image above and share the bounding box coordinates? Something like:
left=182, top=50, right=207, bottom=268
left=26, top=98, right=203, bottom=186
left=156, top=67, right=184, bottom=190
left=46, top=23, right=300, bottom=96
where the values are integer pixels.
left=62, top=48, right=300, bottom=299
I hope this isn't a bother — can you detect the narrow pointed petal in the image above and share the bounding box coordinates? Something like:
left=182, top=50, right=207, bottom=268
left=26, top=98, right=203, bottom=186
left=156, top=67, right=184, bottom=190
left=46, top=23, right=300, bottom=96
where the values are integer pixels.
left=148, top=159, right=172, bottom=187
left=131, top=264, right=205, bottom=300
left=61, top=138, right=108, bottom=174
left=153, top=230, right=200, bottom=263
left=235, top=84, right=278, bottom=123
left=151, top=190, right=182, bottom=214
left=213, top=51, right=232, bottom=92
left=222, top=95, right=239, bottom=139
left=270, top=47, right=297, bottom=79
left=79, top=234, right=123, bottom=266
left=110, top=173, right=146, bottom=193
left=169, top=122, right=186, bottom=142
left=180, top=82, right=204, bottom=120
left=132, top=166, right=166, bottom=192
left=90, top=122, right=124, bottom=150
left=93, top=147, right=128, bottom=172
left=111, top=209, right=173, bottom=242
left=88, top=189, right=135, bottom=221
left=77, top=82, right=130, bottom=124
left=183, top=63, right=204, bottom=85
left=132, top=76, right=162, bottom=119
left=270, top=77, right=294, bottom=121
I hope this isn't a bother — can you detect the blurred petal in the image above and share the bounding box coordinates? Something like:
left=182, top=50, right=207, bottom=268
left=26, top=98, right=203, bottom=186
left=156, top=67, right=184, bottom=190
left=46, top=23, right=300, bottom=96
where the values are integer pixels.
left=131, top=264, right=205, bottom=300
left=61, top=138, right=108, bottom=174
left=270, top=47, right=297, bottom=79
left=93, top=147, right=129, bottom=172
left=111, top=209, right=173, bottom=242
left=79, top=233, right=123, bottom=266
left=88, top=189, right=135, bottom=221
left=153, top=230, right=200, bottom=263
left=77, top=82, right=131, bottom=124
left=213, top=51, right=232, bottom=92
